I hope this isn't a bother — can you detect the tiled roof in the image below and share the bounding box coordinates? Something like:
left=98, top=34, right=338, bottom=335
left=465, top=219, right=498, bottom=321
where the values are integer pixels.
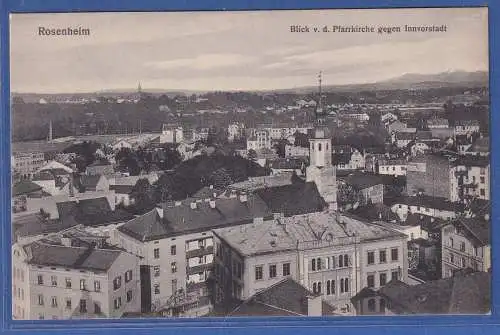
left=377, top=271, right=490, bottom=314
left=350, top=203, right=399, bottom=222
left=87, top=159, right=112, bottom=167
left=25, top=241, right=122, bottom=272
left=57, top=198, right=134, bottom=227
left=341, top=173, right=384, bottom=190
left=451, top=156, right=489, bottom=167
left=79, top=175, right=102, bottom=190
left=110, top=184, right=135, bottom=195
left=119, top=194, right=272, bottom=242
left=13, top=180, right=43, bottom=196
left=227, top=278, right=335, bottom=317
left=391, top=195, right=461, bottom=212
left=191, top=186, right=224, bottom=199
left=13, top=213, right=79, bottom=239
left=332, top=153, right=352, bottom=165
left=404, top=213, right=447, bottom=232
left=32, top=171, right=55, bottom=181
left=454, top=217, right=490, bottom=246
left=255, top=182, right=326, bottom=217
left=269, top=158, right=305, bottom=170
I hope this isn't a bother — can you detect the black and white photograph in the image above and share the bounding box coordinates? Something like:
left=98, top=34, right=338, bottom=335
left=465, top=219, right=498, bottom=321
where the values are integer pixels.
left=10, top=8, right=490, bottom=320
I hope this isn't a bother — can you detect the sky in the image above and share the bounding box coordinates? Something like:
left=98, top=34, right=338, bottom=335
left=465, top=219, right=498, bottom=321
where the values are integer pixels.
left=10, top=8, right=489, bottom=93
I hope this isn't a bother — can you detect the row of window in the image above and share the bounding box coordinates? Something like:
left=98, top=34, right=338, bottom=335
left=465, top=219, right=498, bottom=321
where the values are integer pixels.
left=311, top=254, right=350, bottom=272
left=113, top=270, right=134, bottom=290
left=37, top=275, right=102, bottom=292
left=367, top=248, right=399, bottom=265
left=13, top=267, right=25, bottom=282
left=37, top=292, right=133, bottom=312
left=447, top=238, right=480, bottom=256
left=367, top=270, right=399, bottom=288
left=255, top=263, right=291, bottom=281
left=13, top=285, right=24, bottom=300
left=153, top=245, right=177, bottom=259
left=153, top=279, right=178, bottom=295
left=153, top=262, right=177, bottom=277
left=312, top=278, right=350, bottom=295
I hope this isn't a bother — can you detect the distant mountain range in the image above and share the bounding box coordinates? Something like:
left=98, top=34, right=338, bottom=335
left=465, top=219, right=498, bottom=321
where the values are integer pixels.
left=12, top=70, right=488, bottom=100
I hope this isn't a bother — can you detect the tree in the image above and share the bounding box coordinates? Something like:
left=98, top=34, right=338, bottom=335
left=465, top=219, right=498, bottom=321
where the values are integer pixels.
left=294, top=131, right=310, bottom=148
left=337, top=182, right=363, bottom=210
left=209, top=168, right=233, bottom=190
left=130, top=178, right=155, bottom=213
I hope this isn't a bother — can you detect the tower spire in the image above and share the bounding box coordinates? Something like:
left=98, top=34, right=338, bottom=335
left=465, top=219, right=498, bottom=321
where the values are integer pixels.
left=315, top=71, right=325, bottom=125
left=48, top=120, right=53, bottom=143
left=138, top=82, right=142, bottom=94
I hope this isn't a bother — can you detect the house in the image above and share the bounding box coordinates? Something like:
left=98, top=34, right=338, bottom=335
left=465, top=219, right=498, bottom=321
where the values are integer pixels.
left=115, top=194, right=273, bottom=317
left=37, top=160, right=74, bottom=174
left=213, top=212, right=408, bottom=315
left=406, top=154, right=452, bottom=200
left=332, top=148, right=365, bottom=171
left=31, top=170, right=77, bottom=196
left=340, top=173, right=384, bottom=205
left=465, top=136, right=489, bottom=157
left=381, top=112, right=398, bottom=125
left=426, top=118, right=449, bottom=129
left=212, top=278, right=335, bottom=317
left=192, top=127, right=210, bottom=142
left=285, top=144, right=309, bottom=157
left=85, top=160, right=114, bottom=176
left=111, top=139, right=133, bottom=151
left=246, top=130, right=272, bottom=152
left=441, top=217, right=490, bottom=278
left=393, top=132, right=416, bottom=148
left=227, top=122, right=245, bottom=142
left=351, top=271, right=490, bottom=315
left=377, top=159, right=407, bottom=177
left=449, top=156, right=490, bottom=202
left=390, top=195, right=460, bottom=221
left=454, top=120, right=480, bottom=136
left=12, top=152, right=46, bottom=180
left=78, top=175, right=110, bottom=193
left=407, top=238, right=440, bottom=282
left=387, top=120, right=408, bottom=134
left=269, top=158, right=306, bottom=176
left=160, top=124, right=184, bottom=144
left=110, top=185, right=135, bottom=207
left=11, top=229, right=141, bottom=320
left=12, top=181, right=45, bottom=213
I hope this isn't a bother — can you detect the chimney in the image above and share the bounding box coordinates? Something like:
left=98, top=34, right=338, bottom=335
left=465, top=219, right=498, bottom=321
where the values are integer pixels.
left=306, top=295, right=322, bottom=316
left=190, top=202, right=197, bottom=209
left=239, top=193, right=248, bottom=203
left=209, top=200, right=216, bottom=209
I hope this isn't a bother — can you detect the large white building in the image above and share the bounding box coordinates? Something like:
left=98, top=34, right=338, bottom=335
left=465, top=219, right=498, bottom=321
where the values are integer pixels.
left=213, top=212, right=408, bottom=315
left=246, top=129, right=272, bottom=152
left=12, top=228, right=141, bottom=320
left=160, top=124, right=184, bottom=144
left=449, top=156, right=490, bottom=202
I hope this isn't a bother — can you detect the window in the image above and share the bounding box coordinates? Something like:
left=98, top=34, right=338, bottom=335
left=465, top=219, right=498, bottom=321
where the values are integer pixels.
left=38, top=314, right=44, bottom=320
left=154, top=266, right=160, bottom=277
left=391, top=270, right=399, bottom=281
left=154, top=284, right=160, bottom=294
left=79, top=299, right=87, bottom=313
left=313, top=282, right=322, bottom=294
left=114, top=297, right=122, bottom=310
left=80, top=279, right=87, bottom=291
left=38, top=294, right=44, bottom=306
left=51, top=297, right=57, bottom=308
left=344, top=278, right=349, bottom=293
left=51, top=276, right=57, bottom=287
left=113, top=276, right=121, bottom=290
left=380, top=299, right=386, bottom=312
left=318, top=143, right=322, bottom=151
left=127, top=290, right=133, bottom=302
left=480, top=177, right=485, bottom=184
left=450, top=253, right=455, bottom=264
left=461, top=257, right=466, bottom=268
left=380, top=273, right=387, bottom=286
left=367, top=274, right=375, bottom=288
left=255, top=266, right=263, bottom=280
left=171, top=245, right=176, bottom=255
left=94, top=281, right=101, bottom=292
left=37, top=274, right=43, bottom=285
left=171, top=262, right=177, bottom=273
left=480, top=189, right=485, bottom=196
left=125, top=270, right=133, bottom=282
left=480, top=167, right=486, bottom=175
left=94, top=303, right=101, bottom=314
left=344, top=255, right=349, bottom=267
left=379, top=250, right=387, bottom=264
left=283, top=263, right=291, bottom=276
left=153, top=248, right=160, bottom=259
left=312, top=258, right=316, bottom=271
left=65, top=278, right=72, bottom=289
left=449, top=237, right=454, bottom=248
left=367, top=251, right=375, bottom=265
left=269, top=264, right=277, bottom=278
left=198, top=239, right=205, bottom=249
left=66, top=299, right=72, bottom=310
left=391, top=248, right=399, bottom=261
left=368, top=299, right=376, bottom=312
left=460, top=242, right=466, bottom=252
left=338, top=256, right=344, bottom=268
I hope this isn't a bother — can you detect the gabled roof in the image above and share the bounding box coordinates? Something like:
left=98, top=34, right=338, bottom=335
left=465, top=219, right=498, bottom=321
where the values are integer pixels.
left=119, top=194, right=272, bottom=242
left=227, top=278, right=335, bottom=317
left=13, top=213, right=79, bottom=239
left=269, top=158, right=305, bottom=170
left=341, top=173, right=384, bottom=190
left=453, top=217, right=490, bottom=246
left=376, top=271, right=490, bottom=314
left=79, top=175, right=103, bottom=190
left=13, top=180, right=43, bottom=196
left=57, top=198, right=134, bottom=227
left=390, top=195, right=461, bottom=212
left=87, top=159, right=112, bottom=167
left=255, top=182, right=326, bottom=217
left=25, top=241, right=122, bottom=272
left=451, top=156, right=489, bottom=168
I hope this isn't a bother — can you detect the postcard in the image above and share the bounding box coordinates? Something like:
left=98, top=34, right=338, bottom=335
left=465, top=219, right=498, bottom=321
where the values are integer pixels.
left=9, top=7, right=490, bottom=320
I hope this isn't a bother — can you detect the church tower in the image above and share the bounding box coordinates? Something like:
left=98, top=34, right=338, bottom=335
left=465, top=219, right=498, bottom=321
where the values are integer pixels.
left=306, top=73, right=337, bottom=211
